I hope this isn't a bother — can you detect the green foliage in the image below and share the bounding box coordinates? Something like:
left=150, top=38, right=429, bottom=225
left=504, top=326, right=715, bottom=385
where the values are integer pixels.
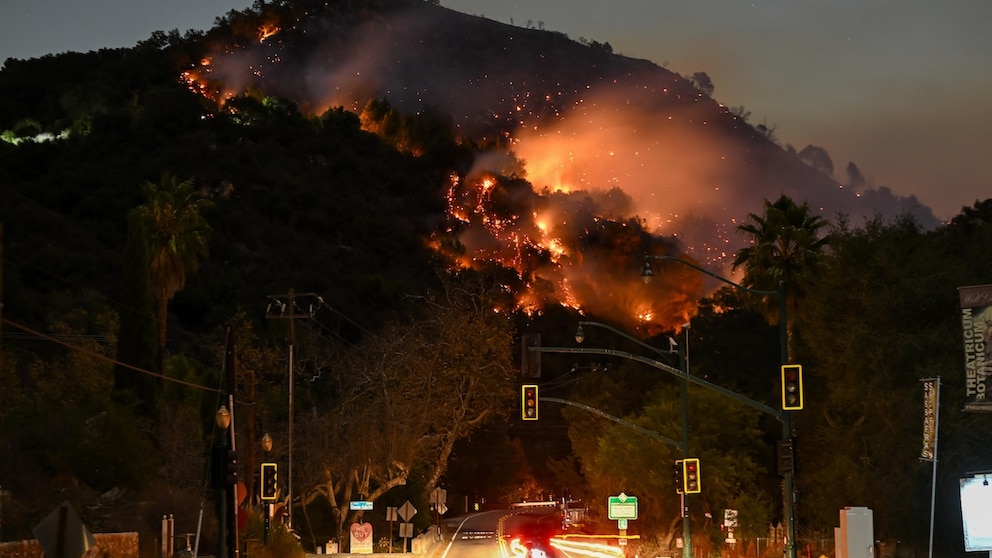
left=797, top=211, right=992, bottom=551
left=0, top=299, right=161, bottom=502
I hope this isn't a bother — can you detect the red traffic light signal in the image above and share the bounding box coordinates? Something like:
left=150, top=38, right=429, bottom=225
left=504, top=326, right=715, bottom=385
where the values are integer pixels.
left=683, top=458, right=701, bottom=494
left=781, top=364, right=804, bottom=410
left=522, top=384, right=539, bottom=420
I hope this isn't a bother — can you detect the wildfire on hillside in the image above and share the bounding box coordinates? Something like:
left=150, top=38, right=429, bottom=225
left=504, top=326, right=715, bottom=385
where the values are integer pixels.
left=432, top=170, right=702, bottom=332
left=179, top=15, right=743, bottom=333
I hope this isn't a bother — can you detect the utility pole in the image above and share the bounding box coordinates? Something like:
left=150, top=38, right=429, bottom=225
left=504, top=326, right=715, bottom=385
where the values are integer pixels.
left=265, top=289, right=321, bottom=531
left=224, top=329, right=239, bottom=558
left=1, top=222, right=4, bottom=383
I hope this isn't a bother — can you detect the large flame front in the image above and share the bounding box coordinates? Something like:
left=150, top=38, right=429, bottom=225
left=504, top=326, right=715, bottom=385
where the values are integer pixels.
left=434, top=170, right=700, bottom=332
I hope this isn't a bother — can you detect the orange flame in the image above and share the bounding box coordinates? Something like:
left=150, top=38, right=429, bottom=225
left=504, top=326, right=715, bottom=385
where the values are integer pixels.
left=434, top=170, right=700, bottom=332
left=258, top=24, right=280, bottom=43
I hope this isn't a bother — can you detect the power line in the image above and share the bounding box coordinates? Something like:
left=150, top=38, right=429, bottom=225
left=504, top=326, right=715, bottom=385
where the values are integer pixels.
left=2, top=317, right=222, bottom=394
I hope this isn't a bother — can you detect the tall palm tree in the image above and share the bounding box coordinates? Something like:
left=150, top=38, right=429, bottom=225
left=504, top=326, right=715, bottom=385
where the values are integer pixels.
left=732, top=195, right=830, bottom=346
left=130, top=173, right=212, bottom=372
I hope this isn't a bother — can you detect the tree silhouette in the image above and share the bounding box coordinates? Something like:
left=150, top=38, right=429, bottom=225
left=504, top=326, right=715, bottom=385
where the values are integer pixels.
left=129, top=173, right=212, bottom=373
left=732, top=195, right=830, bottom=350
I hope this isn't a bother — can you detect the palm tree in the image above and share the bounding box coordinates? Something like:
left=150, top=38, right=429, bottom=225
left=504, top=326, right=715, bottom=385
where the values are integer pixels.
left=732, top=195, right=830, bottom=346
left=130, top=173, right=212, bottom=372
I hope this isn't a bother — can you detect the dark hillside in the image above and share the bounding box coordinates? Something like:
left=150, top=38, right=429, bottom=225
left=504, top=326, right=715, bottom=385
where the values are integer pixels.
left=0, top=0, right=939, bottom=343
left=189, top=0, right=937, bottom=258
left=0, top=65, right=453, bottom=350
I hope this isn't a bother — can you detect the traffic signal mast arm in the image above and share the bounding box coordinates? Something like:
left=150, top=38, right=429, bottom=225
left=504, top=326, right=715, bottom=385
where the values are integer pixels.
left=531, top=345, right=785, bottom=423
left=540, top=396, right=682, bottom=450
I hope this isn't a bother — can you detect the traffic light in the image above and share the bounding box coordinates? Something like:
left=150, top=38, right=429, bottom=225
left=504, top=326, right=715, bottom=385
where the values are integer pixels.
left=522, top=384, right=539, bottom=420
left=683, top=458, right=701, bottom=494
left=226, top=450, right=239, bottom=486
left=521, top=334, right=542, bottom=378
left=777, top=439, right=795, bottom=475
left=781, top=364, right=804, bottom=410
left=261, top=463, right=278, bottom=501
left=673, top=460, right=684, bottom=494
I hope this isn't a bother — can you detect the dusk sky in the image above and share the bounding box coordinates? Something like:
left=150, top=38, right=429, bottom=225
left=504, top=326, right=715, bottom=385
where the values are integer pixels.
left=2, top=0, right=989, bottom=220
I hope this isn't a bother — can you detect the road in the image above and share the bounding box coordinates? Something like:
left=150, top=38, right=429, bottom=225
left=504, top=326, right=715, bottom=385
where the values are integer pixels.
left=431, top=505, right=623, bottom=558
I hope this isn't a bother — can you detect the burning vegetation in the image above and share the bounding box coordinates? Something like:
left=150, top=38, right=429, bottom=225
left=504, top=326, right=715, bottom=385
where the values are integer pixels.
left=434, top=169, right=701, bottom=332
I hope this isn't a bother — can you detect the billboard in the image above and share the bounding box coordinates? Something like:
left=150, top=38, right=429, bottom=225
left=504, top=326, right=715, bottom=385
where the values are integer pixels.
left=920, top=379, right=938, bottom=461
left=960, top=475, right=992, bottom=551
left=958, top=285, right=992, bottom=412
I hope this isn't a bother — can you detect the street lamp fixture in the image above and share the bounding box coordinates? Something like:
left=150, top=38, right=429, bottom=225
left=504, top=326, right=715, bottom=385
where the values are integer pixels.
left=574, top=325, right=585, bottom=344
left=214, top=405, right=232, bottom=558
left=261, top=433, right=274, bottom=545
left=216, top=406, right=231, bottom=430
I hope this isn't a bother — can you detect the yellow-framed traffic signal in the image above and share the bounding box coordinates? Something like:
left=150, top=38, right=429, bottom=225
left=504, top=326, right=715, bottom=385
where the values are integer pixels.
left=781, top=364, right=804, bottom=410
left=522, top=384, right=539, bottom=420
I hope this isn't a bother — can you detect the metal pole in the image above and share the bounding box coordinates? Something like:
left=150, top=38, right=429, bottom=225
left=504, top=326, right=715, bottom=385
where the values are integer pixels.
left=680, top=325, right=691, bottom=558
left=779, top=281, right=796, bottom=558
left=287, top=314, right=294, bottom=531
left=228, top=394, right=239, bottom=558
left=266, top=289, right=321, bottom=532
left=216, top=437, right=227, bottom=558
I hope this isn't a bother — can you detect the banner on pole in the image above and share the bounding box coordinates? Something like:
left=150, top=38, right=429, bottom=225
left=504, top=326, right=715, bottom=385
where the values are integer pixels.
left=958, top=285, right=992, bottom=412
left=921, top=378, right=938, bottom=461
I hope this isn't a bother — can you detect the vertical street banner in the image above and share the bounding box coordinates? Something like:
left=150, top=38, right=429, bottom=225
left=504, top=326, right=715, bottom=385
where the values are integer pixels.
left=958, top=284, right=992, bottom=412
left=921, top=378, right=938, bottom=461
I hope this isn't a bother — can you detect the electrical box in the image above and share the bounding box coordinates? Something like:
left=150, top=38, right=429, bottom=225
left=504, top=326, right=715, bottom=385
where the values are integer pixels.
left=836, top=506, right=873, bottom=558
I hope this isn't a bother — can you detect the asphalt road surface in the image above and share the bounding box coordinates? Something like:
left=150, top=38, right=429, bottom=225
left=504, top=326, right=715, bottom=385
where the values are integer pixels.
left=432, top=505, right=623, bottom=558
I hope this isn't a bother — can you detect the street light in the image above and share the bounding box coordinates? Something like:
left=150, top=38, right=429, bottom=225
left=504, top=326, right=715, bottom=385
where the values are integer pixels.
left=642, top=255, right=796, bottom=558
left=261, top=434, right=274, bottom=545
left=215, top=406, right=231, bottom=558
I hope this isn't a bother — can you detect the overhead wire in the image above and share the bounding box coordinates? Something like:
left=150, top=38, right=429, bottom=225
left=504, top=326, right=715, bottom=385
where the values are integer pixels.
left=2, top=317, right=223, bottom=394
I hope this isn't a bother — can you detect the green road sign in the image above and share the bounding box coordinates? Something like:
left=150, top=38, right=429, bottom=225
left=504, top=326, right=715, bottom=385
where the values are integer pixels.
left=608, top=493, right=638, bottom=520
